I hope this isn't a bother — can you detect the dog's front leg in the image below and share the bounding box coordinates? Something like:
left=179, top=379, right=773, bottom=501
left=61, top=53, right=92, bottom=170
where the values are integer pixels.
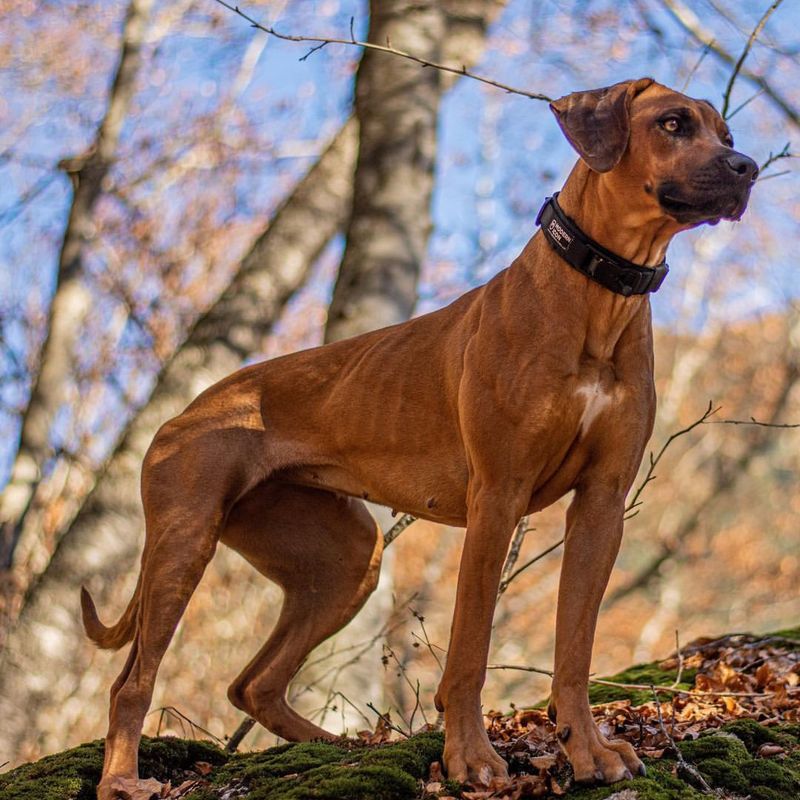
left=550, top=484, right=645, bottom=783
left=435, top=484, right=520, bottom=784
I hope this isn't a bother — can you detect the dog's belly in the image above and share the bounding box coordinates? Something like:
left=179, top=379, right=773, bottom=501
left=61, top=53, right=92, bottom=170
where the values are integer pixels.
left=281, top=455, right=472, bottom=526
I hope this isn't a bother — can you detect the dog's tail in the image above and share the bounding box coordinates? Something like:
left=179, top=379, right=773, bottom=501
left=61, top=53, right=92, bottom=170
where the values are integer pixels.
left=80, top=575, right=141, bottom=650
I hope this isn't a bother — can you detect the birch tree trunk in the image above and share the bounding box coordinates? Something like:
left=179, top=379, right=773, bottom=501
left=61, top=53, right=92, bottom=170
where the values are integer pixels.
left=0, top=0, right=506, bottom=759
left=0, top=0, right=155, bottom=565
left=0, top=124, right=357, bottom=759
left=315, top=0, right=505, bottom=726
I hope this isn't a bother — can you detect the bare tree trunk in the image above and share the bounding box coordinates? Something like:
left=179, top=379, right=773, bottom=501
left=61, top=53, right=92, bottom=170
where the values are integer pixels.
left=0, top=0, right=154, bottom=565
left=316, top=0, right=505, bottom=727
left=323, top=0, right=446, bottom=342
left=0, top=123, right=356, bottom=758
left=0, top=0, right=506, bottom=756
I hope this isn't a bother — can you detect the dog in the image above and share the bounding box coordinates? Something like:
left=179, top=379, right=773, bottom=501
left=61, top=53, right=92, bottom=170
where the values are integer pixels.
left=82, top=77, right=757, bottom=798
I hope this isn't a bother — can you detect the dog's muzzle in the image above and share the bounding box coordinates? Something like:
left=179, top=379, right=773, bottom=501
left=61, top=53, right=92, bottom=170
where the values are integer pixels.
left=658, top=150, right=759, bottom=225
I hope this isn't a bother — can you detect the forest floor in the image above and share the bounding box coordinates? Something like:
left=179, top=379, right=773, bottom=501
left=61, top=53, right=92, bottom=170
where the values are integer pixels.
left=1, top=624, right=798, bottom=800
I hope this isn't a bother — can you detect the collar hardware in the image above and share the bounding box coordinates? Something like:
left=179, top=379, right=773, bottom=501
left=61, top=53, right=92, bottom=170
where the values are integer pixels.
left=535, top=193, right=669, bottom=296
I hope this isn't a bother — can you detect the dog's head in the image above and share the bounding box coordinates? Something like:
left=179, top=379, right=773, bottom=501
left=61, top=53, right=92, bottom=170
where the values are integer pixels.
left=550, top=79, right=758, bottom=227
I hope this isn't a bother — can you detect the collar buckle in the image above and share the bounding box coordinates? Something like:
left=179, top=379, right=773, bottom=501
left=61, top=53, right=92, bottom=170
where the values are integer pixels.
left=538, top=194, right=670, bottom=297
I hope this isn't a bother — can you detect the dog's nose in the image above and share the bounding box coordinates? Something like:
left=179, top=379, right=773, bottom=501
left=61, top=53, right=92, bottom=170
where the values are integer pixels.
left=723, top=152, right=759, bottom=181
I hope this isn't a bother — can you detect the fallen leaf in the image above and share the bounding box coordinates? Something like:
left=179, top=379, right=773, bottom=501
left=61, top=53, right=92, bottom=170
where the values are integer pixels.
left=757, top=743, right=786, bottom=758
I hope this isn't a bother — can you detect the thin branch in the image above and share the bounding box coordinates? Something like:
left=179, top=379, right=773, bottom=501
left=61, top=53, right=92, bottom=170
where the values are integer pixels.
left=412, top=609, right=444, bottom=672
left=624, top=401, right=718, bottom=520
left=650, top=686, right=713, bottom=793
left=0, top=173, right=57, bottom=230
left=757, top=142, right=793, bottom=173
left=384, top=513, right=416, bottom=547
left=656, top=0, right=800, bottom=128
left=226, top=716, right=256, bottom=752
left=497, top=536, right=565, bottom=596
left=725, top=88, right=763, bottom=120
left=707, top=415, right=800, bottom=429
left=721, top=0, right=785, bottom=119
left=488, top=664, right=772, bottom=698
left=680, top=40, right=713, bottom=92
left=757, top=169, right=792, bottom=181
left=497, top=517, right=530, bottom=597
left=212, top=0, right=552, bottom=102
left=147, top=705, right=225, bottom=745
left=366, top=703, right=410, bottom=738
left=671, top=630, right=685, bottom=689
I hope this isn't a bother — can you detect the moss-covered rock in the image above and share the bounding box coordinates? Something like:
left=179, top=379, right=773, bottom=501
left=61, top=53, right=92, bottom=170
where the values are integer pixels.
left=673, top=726, right=800, bottom=800
left=561, top=758, right=706, bottom=800
left=187, top=732, right=444, bottom=800
left=4, top=723, right=800, bottom=800
left=0, top=736, right=227, bottom=800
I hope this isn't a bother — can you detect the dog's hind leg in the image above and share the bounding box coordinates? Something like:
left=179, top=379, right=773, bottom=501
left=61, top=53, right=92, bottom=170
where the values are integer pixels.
left=93, top=416, right=269, bottom=800
left=222, top=482, right=383, bottom=742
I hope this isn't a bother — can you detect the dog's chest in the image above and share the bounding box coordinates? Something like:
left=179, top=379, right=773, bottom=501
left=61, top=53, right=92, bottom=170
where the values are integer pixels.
left=575, top=378, right=613, bottom=435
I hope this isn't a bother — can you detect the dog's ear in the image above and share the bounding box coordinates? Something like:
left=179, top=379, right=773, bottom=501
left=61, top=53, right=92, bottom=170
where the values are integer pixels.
left=550, top=78, right=654, bottom=172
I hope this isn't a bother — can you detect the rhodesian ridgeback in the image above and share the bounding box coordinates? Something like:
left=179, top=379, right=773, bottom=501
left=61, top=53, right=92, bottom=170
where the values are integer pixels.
left=82, top=78, right=757, bottom=798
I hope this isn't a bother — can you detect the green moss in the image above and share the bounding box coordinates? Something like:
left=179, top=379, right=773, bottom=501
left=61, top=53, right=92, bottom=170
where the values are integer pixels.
left=268, top=763, right=416, bottom=799
left=679, top=731, right=750, bottom=765
left=195, top=732, right=444, bottom=800
left=0, top=737, right=227, bottom=800
left=359, top=732, right=444, bottom=775
left=587, top=662, right=697, bottom=706
left=743, top=757, right=800, bottom=792
left=719, top=718, right=798, bottom=752
left=767, top=623, right=800, bottom=642
left=0, top=740, right=103, bottom=800
left=563, top=758, right=705, bottom=800
left=214, top=741, right=346, bottom=784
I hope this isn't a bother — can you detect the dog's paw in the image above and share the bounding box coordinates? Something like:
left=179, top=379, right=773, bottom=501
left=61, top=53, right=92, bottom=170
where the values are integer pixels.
left=559, top=722, right=643, bottom=784
left=443, top=731, right=509, bottom=785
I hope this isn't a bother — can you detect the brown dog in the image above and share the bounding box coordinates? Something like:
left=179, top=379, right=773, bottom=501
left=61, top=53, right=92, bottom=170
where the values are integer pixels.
left=82, top=78, right=757, bottom=798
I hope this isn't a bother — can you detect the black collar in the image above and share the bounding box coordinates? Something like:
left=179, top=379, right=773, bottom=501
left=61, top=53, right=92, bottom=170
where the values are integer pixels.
left=535, top=193, right=669, bottom=296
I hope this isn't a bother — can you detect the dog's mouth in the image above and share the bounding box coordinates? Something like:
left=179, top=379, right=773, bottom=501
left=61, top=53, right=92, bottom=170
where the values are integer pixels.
left=657, top=183, right=751, bottom=226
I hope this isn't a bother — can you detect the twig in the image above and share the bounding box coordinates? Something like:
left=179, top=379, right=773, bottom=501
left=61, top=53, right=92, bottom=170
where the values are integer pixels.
left=656, top=0, right=800, bottom=128
left=757, top=169, right=792, bottom=181
left=497, top=517, right=530, bottom=597
left=624, top=401, right=718, bottom=520
left=366, top=702, right=410, bottom=738
left=147, top=705, right=225, bottom=745
left=671, top=629, right=685, bottom=689
left=382, top=642, right=430, bottom=727
left=707, top=414, right=800, bottom=429
left=487, top=664, right=771, bottom=698
left=680, top=40, right=713, bottom=92
left=329, top=690, right=374, bottom=729
left=212, top=0, right=552, bottom=102
left=226, top=716, right=256, bottom=752
left=650, top=685, right=713, bottom=793
left=725, top=88, right=763, bottom=120
left=412, top=609, right=445, bottom=672
left=497, top=537, right=565, bottom=596
left=721, top=0, right=785, bottom=119
left=756, top=142, right=794, bottom=175
left=384, top=513, right=416, bottom=547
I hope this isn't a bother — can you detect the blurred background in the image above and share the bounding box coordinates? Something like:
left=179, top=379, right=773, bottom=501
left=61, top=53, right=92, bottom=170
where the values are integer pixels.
left=0, top=0, right=798, bottom=769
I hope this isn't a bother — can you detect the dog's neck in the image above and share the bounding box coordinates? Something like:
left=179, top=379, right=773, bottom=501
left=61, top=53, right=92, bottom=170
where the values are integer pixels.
left=557, top=160, right=677, bottom=268
left=538, top=160, right=676, bottom=361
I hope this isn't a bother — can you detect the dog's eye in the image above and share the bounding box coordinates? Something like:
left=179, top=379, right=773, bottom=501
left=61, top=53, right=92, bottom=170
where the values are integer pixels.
left=660, top=116, right=682, bottom=134
left=723, top=133, right=734, bottom=147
